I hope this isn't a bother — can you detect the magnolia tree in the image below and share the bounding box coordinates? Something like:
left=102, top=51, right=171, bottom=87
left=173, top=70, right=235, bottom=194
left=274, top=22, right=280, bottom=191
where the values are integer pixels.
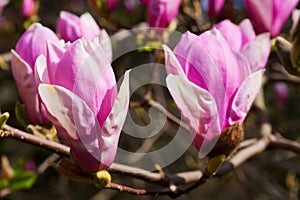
left=0, top=0, right=300, bottom=199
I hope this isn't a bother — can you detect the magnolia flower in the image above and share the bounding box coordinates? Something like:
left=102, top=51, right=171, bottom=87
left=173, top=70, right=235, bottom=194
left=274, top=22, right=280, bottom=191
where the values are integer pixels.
left=208, top=0, right=225, bottom=18
left=245, top=0, right=298, bottom=37
left=214, top=19, right=270, bottom=72
left=11, top=23, right=60, bottom=124
left=163, top=29, right=265, bottom=155
left=36, top=38, right=130, bottom=173
left=57, top=11, right=102, bottom=42
left=21, top=0, right=34, bottom=18
left=144, top=0, right=182, bottom=28
left=57, top=11, right=112, bottom=62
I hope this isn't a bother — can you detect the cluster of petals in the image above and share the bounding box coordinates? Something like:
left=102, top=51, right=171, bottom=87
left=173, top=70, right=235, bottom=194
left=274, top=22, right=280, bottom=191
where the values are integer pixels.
left=21, top=0, right=34, bottom=18
left=245, top=0, right=298, bottom=37
left=163, top=19, right=270, bottom=154
left=11, top=11, right=129, bottom=172
left=140, top=0, right=182, bottom=28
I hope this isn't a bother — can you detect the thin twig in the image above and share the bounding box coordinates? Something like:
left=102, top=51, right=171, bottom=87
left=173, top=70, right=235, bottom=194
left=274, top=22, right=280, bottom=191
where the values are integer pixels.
left=37, top=153, right=60, bottom=174
left=2, top=123, right=300, bottom=197
left=269, top=134, right=300, bottom=154
left=1, top=125, right=70, bottom=156
left=147, top=99, right=189, bottom=130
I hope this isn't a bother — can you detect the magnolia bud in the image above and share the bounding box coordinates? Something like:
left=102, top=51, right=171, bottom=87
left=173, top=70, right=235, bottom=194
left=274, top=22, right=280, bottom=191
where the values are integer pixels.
left=208, top=123, right=244, bottom=158
left=0, top=112, right=9, bottom=130
left=275, top=37, right=300, bottom=75
left=291, top=35, right=300, bottom=72
left=95, top=170, right=111, bottom=187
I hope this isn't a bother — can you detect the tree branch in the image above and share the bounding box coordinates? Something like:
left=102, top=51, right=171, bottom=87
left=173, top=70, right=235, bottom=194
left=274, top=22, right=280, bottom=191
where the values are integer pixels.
left=1, top=125, right=70, bottom=156
left=1, top=123, right=300, bottom=197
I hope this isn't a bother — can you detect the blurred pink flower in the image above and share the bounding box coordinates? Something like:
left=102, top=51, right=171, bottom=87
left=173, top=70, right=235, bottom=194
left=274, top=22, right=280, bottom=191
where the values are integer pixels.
left=24, top=159, right=36, bottom=171
left=208, top=0, right=225, bottom=17
left=36, top=38, right=130, bottom=173
left=11, top=23, right=60, bottom=124
left=21, top=0, right=34, bottom=18
left=274, top=82, right=289, bottom=102
left=163, top=29, right=265, bottom=154
left=57, top=11, right=102, bottom=42
left=125, top=0, right=137, bottom=12
left=106, top=0, right=120, bottom=11
left=140, top=0, right=149, bottom=5
left=214, top=19, right=270, bottom=72
left=0, top=0, right=9, bottom=14
left=145, top=0, right=181, bottom=28
left=245, top=0, right=298, bottom=37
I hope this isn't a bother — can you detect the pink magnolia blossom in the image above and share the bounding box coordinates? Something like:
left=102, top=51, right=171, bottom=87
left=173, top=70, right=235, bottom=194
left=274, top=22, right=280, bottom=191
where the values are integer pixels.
left=163, top=29, right=266, bottom=155
left=21, top=0, right=34, bottom=18
left=145, top=0, right=181, bottom=28
left=57, top=11, right=102, bottom=43
left=208, top=0, right=225, bottom=18
left=214, top=19, right=270, bottom=72
left=245, top=0, right=298, bottom=37
left=36, top=38, right=130, bottom=173
left=11, top=23, right=60, bottom=124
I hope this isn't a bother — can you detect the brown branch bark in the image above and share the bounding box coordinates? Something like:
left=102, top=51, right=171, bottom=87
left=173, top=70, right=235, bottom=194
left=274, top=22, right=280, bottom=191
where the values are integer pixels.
left=1, top=125, right=70, bottom=156
left=1, top=123, right=300, bottom=197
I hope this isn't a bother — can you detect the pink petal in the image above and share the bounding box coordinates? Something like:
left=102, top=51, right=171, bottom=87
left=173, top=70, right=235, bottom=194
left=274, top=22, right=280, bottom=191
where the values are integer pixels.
left=229, top=69, right=265, bottom=125
left=99, top=70, right=130, bottom=168
left=11, top=50, right=42, bottom=124
left=245, top=0, right=272, bottom=34
left=148, top=0, right=181, bottom=28
left=162, top=44, right=185, bottom=77
left=54, top=39, right=117, bottom=122
left=57, top=11, right=82, bottom=42
left=21, top=0, right=34, bottom=18
left=166, top=75, right=221, bottom=156
left=174, top=32, right=226, bottom=124
left=214, top=19, right=243, bottom=51
left=241, top=33, right=270, bottom=72
left=46, top=41, right=66, bottom=83
left=38, top=84, right=103, bottom=172
left=94, top=29, right=112, bottom=63
left=272, top=0, right=298, bottom=37
left=208, top=0, right=225, bottom=17
left=16, top=23, right=59, bottom=69
left=239, top=19, right=256, bottom=45
left=34, top=55, right=49, bottom=85
left=80, top=12, right=101, bottom=41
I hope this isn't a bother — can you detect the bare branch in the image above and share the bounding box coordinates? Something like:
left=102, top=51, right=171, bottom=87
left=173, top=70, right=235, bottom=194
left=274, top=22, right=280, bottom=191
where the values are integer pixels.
left=269, top=134, right=300, bottom=154
left=1, top=125, right=70, bottom=156
left=2, top=123, right=300, bottom=197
